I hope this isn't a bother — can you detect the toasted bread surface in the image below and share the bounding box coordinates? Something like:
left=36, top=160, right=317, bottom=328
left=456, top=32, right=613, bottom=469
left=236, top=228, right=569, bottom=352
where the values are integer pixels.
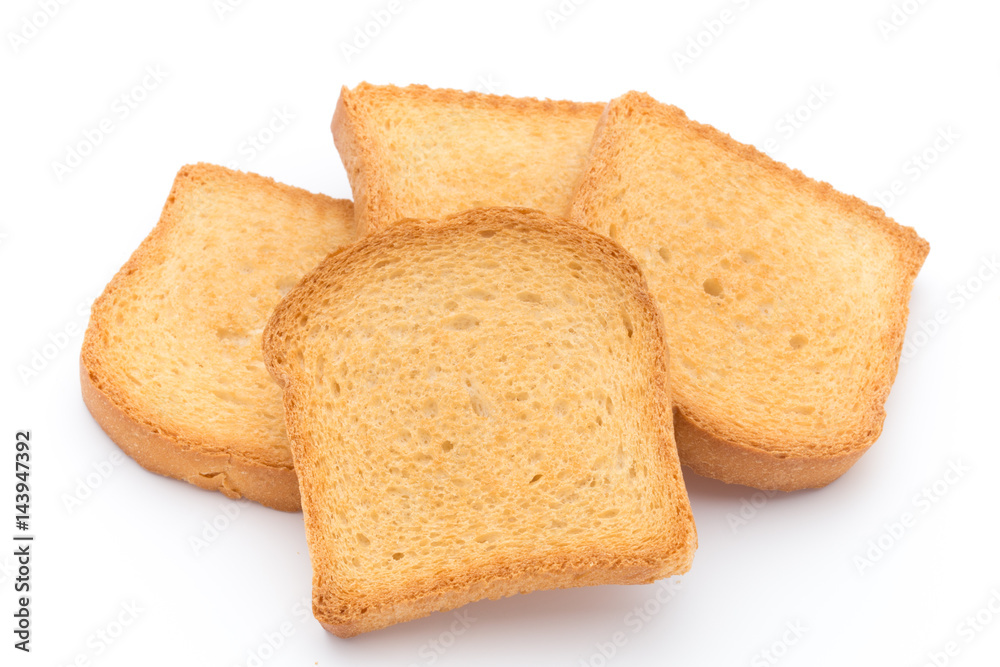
left=332, top=83, right=604, bottom=234
left=569, top=92, right=929, bottom=490
left=81, top=163, right=356, bottom=511
left=264, top=207, right=696, bottom=636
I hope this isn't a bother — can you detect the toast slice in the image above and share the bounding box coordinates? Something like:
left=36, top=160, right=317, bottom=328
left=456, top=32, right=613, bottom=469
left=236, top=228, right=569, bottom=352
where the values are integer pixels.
left=569, top=92, right=929, bottom=491
left=263, top=207, right=696, bottom=636
left=332, top=83, right=604, bottom=234
left=81, top=163, right=356, bottom=511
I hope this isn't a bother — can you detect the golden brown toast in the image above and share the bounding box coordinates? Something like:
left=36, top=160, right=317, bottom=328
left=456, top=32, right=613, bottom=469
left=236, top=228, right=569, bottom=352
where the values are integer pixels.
left=332, top=82, right=603, bottom=234
left=81, top=163, right=356, bottom=511
left=263, top=207, right=696, bottom=636
left=569, top=92, right=929, bottom=490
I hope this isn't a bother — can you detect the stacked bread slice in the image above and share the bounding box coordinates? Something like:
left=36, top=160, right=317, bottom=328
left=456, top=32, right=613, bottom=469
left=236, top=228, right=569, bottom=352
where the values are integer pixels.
left=568, top=92, right=929, bottom=489
left=81, top=83, right=927, bottom=637
left=332, top=83, right=604, bottom=233
left=263, top=208, right=696, bottom=636
left=82, top=164, right=355, bottom=511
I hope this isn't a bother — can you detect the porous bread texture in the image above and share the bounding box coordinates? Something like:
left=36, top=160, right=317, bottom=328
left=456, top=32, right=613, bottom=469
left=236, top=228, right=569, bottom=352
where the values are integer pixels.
left=569, top=92, right=929, bottom=491
left=332, top=82, right=604, bottom=234
left=263, top=207, right=696, bottom=637
left=81, top=163, right=356, bottom=511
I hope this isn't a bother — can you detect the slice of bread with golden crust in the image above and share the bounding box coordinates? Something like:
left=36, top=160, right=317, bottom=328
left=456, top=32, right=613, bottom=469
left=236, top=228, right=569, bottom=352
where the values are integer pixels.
left=569, top=92, right=929, bottom=491
left=332, top=82, right=604, bottom=234
left=263, top=207, right=696, bottom=636
left=81, top=163, right=356, bottom=511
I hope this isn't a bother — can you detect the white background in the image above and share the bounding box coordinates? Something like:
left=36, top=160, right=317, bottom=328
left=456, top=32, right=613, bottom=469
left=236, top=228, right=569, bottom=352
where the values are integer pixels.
left=2, top=1, right=999, bottom=665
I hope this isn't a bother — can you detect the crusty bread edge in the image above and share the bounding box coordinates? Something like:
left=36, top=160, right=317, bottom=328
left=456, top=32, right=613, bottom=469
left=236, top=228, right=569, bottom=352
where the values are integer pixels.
left=332, top=82, right=606, bottom=235
left=262, top=207, right=697, bottom=636
left=318, top=553, right=683, bottom=637
left=332, top=85, right=383, bottom=237
left=80, top=358, right=301, bottom=511
left=343, top=82, right=605, bottom=117
left=80, top=162, right=353, bottom=512
left=672, top=407, right=866, bottom=491
left=569, top=92, right=930, bottom=490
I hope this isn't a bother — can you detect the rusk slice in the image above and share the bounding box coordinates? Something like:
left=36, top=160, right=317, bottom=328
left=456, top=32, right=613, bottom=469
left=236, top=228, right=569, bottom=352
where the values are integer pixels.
left=332, top=82, right=604, bottom=234
left=81, top=163, right=356, bottom=511
left=569, top=92, right=929, bottom=490
left=263, top=207, right=696, bottom=636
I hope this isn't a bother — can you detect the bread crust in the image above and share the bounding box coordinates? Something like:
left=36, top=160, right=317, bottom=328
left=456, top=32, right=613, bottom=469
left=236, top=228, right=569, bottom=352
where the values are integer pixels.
left=332, top=82, right=605, bottom=235
left=264, top=207, right=696, bottom=636
left=80, top=358, right=301, bottom=511
left=672, top=407, right=866, bottom=490
left=570, top=92, right=929, bottom=490
left=331, top=85, right=384, bottom=236
left=80, top=163, right=354, bottom=511
left=316, top=551, right=672, bottom=637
